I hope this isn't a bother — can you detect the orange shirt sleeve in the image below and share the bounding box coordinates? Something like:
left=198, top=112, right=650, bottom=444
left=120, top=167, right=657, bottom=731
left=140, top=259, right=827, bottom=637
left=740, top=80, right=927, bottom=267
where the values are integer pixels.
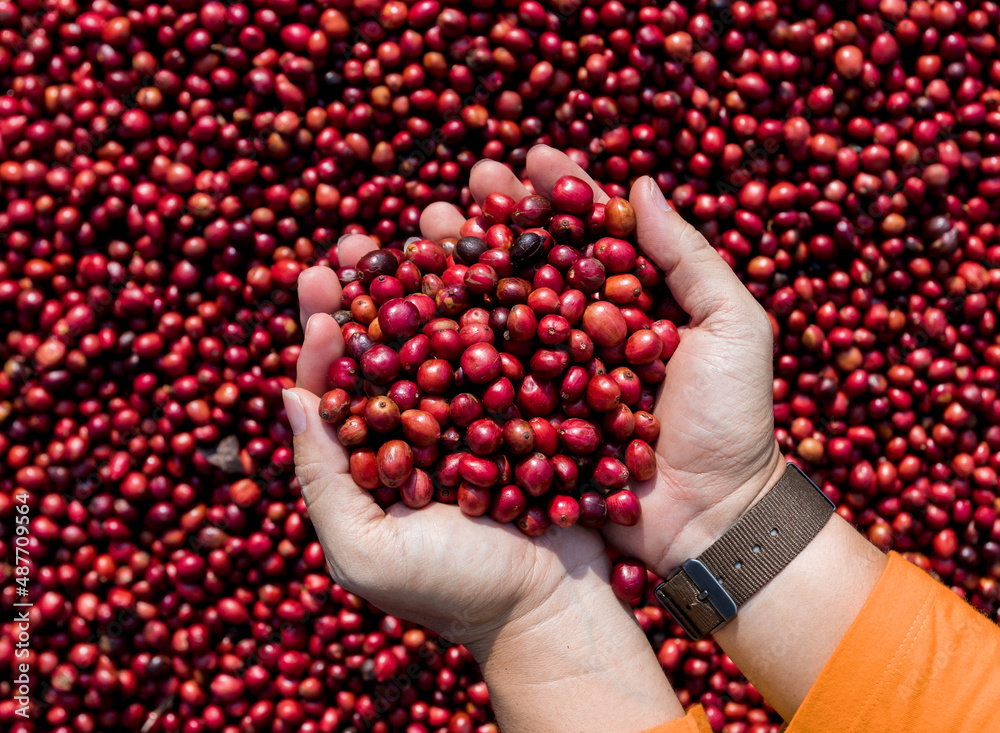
left=639, top=705, right=713, bottom=733
left=786, top=551, right=1000, bottom=732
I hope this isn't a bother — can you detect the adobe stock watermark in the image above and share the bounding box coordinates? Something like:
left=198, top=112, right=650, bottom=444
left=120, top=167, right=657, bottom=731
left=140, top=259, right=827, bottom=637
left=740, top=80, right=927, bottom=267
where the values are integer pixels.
left=11, top=488, right=34, bottom=719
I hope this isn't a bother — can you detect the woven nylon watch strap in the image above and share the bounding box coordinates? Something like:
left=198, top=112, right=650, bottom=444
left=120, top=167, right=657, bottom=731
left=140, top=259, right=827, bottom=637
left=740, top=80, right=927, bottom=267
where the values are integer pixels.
left=654, top=463, right=835, bottom=640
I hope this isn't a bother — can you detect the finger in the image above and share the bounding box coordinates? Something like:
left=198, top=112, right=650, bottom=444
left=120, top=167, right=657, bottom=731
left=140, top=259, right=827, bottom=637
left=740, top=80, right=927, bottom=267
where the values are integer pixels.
left=338, top=234, right=380, bottom=269
left=468, top=159, right=530, bottom=206
left=282, top=386, right=383, bottom=532
left=419, top=201, right=466, bottom=241
left=525, top=145, right=610, bottom=204
left=299, top=266, right=343, bottom=325
left=630, top=176, right=759, bottom=325
left=295, top=313, right=345, bottom=395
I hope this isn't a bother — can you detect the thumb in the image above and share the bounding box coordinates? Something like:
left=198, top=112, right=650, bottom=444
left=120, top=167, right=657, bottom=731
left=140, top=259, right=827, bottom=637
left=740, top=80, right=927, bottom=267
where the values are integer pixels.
left=629, top=176, right=758, bottom=326
left=282, top=387, right=382, bottom=533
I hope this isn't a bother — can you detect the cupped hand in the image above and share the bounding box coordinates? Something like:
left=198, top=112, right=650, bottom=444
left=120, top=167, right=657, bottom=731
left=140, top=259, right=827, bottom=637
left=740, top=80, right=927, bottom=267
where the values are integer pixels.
left=462, top=146, right=784, bottom=577
left=285, top=191, right=615, bottom=656
left=289, top=142, right=784, bottom=650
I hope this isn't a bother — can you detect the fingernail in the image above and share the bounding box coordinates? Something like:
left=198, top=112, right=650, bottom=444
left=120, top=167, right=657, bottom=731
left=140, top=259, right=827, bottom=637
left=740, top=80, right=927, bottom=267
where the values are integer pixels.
left=337, top=234, right=350, bottom=245
left=304, top=313, right=317, bottom=337
left=283, top=389, right=307, bottom=435
left=648, top=177, right=671, bottom=211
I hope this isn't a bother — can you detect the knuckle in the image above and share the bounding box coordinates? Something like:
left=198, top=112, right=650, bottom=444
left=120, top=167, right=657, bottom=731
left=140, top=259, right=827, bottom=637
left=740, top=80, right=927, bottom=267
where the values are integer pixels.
left=676, top=222, right=710, bottom=258
left=743, top=305, right=774, bottom=350
left=294, top=460, right=324, bottom=499
left=715, top=298, right=772, bottom=350
left=751, top=304, right=773, bottom=340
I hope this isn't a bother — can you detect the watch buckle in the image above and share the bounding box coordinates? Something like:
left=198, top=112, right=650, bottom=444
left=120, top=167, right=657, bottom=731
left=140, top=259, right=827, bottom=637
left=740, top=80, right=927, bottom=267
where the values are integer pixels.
left=654, top=559, right=738, bottom=640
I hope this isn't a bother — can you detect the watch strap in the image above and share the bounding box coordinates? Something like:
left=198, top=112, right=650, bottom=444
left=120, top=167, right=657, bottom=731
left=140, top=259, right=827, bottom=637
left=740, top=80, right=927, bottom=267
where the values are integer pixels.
left=654, top=463, right=835, bottom=640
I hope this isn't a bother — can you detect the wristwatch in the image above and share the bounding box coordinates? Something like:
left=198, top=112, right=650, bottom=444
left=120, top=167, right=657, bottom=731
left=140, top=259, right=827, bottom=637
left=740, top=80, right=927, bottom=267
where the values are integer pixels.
left=654, top=463, right=835, bottom=640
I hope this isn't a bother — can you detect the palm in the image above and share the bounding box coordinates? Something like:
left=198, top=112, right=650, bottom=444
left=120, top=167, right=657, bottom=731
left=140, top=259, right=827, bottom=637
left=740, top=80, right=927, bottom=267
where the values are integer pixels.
left=300, top=472, right=608, bottom=644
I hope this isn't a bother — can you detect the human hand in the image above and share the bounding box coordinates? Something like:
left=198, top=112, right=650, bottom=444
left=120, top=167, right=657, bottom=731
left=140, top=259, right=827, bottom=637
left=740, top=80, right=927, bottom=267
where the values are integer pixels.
left=459, top=146, right=784, bottom=577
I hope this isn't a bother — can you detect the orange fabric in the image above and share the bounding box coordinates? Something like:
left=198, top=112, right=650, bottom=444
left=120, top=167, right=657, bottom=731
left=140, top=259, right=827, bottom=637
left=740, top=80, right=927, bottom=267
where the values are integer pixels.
left=644, top=552, right=1000, bottom=733
left=639, top=704, right=712, bottom=733
left=786, top=551, right=1000, bottom=732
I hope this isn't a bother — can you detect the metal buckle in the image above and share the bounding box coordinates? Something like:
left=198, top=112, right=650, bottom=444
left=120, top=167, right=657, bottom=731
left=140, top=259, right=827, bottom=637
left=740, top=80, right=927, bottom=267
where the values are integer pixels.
left=654, top=559, right=738, bottom=640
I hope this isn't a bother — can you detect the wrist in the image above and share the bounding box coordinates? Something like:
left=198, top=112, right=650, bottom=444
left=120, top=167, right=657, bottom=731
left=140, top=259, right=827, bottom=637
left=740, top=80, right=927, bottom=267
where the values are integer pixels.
left=471, top=571, right=686, bottom=731
left=463, top=568, right=623, bottom=663
left=654, top=441, right=786, bottom=576
left=712, top=514, right=887, bottom=718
